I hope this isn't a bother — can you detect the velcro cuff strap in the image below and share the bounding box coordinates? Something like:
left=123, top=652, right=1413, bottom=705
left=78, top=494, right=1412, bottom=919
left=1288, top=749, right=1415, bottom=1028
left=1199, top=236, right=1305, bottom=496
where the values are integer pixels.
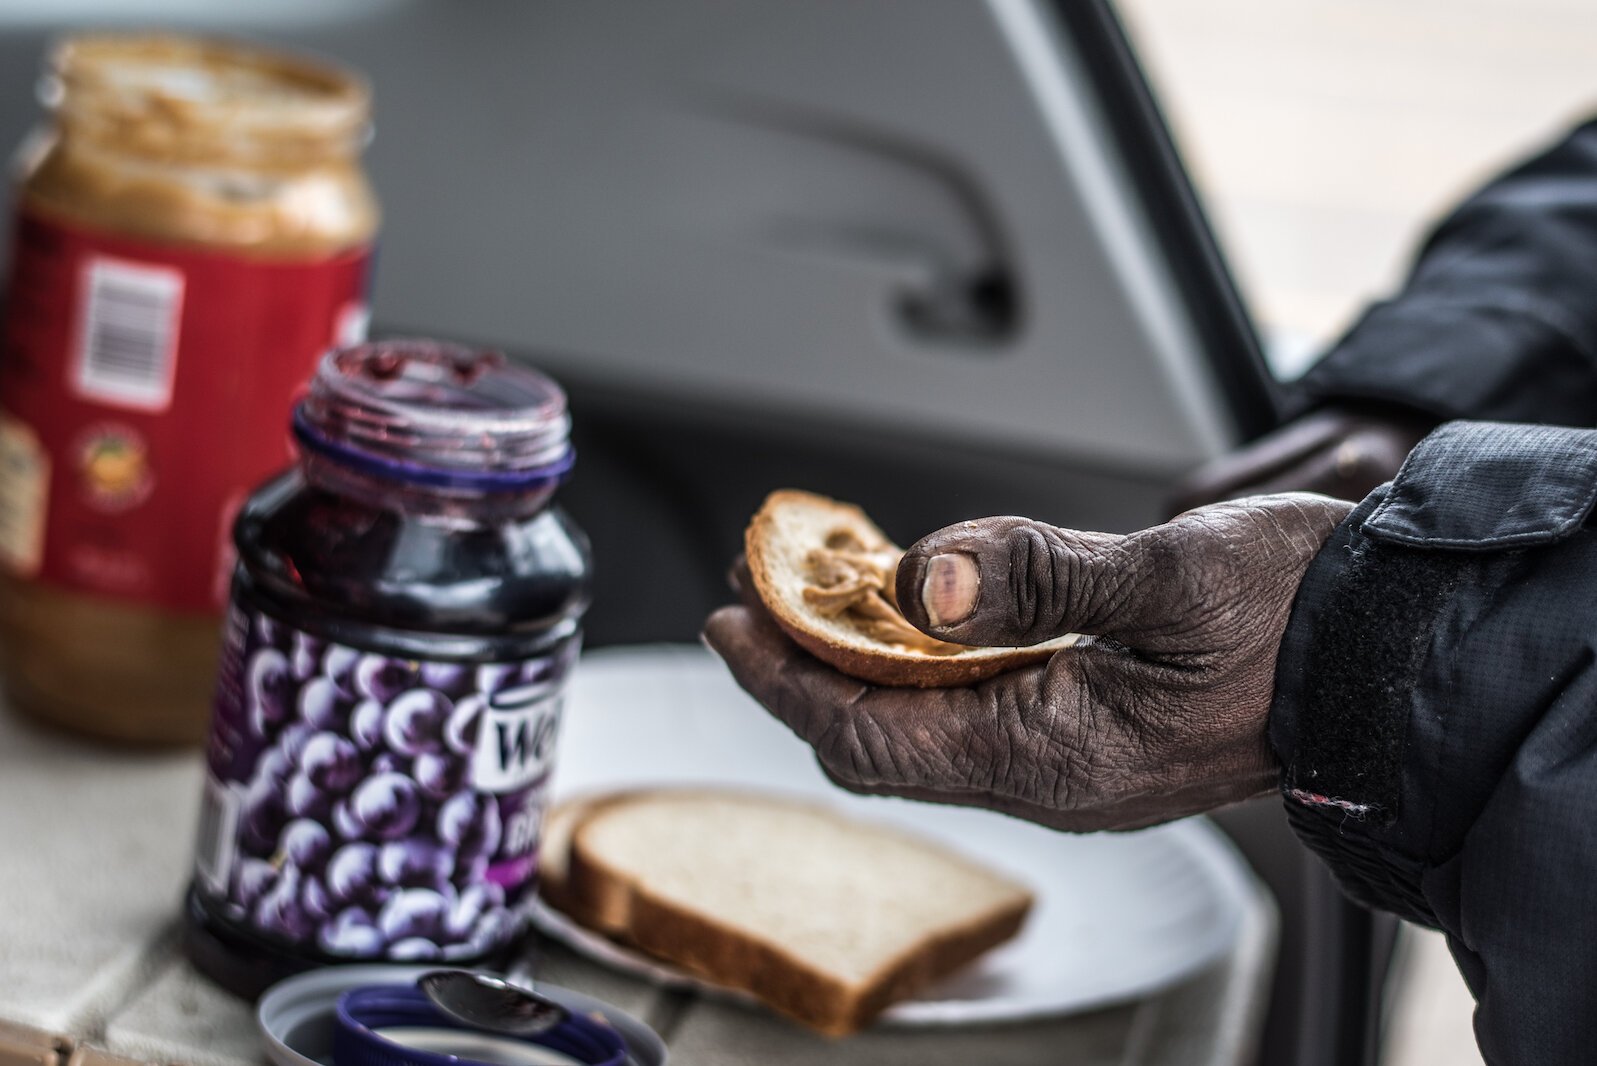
left=1281, top=541, right=1459, bottom=827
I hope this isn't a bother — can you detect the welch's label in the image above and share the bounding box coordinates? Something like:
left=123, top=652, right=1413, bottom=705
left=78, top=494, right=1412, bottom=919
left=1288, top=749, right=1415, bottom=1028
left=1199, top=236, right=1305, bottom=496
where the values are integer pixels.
left=193, top=599, right=576, bottom=963
left=471, top=684, right=562, bottom=794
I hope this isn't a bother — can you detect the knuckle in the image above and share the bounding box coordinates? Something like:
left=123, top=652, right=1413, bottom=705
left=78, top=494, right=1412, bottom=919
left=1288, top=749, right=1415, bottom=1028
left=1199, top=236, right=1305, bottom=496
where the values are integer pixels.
left=1132, top=525, right=1186, bottom=575
left=811, top=717, right=870, bottom=783
left=814, top=690, right=983, bottom=792
left=1002, top=524, right=1083, bottom=640
left=1003, top=525, right=1051, bottom=637
left=850, top=715, right=907, bottom=785
left=1116, top=531, right=1194, bottom=625
left=813, top=711, right=914, bottom=788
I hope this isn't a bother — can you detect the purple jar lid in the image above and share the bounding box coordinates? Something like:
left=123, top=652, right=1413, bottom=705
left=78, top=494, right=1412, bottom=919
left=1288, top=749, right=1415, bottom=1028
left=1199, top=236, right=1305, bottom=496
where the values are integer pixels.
left=294, top=340, right=574, bottom=491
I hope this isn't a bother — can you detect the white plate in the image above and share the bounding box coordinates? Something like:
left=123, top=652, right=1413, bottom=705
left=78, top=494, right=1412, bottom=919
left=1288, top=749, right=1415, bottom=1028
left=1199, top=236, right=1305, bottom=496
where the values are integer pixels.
left=533, top=644, right=1255, bottom=1025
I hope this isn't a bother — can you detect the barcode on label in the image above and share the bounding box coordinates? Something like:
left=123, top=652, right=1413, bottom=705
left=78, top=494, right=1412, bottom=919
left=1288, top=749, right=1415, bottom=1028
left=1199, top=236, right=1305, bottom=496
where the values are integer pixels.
left=193, top=775, right=239, bottom=898
left=73, top=257, right=184, bottom=410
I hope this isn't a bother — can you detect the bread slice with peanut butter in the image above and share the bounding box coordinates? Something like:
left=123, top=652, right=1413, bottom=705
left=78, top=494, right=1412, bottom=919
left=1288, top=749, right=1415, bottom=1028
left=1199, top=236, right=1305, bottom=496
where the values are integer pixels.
left=745, top=490, right=1078, bottom=687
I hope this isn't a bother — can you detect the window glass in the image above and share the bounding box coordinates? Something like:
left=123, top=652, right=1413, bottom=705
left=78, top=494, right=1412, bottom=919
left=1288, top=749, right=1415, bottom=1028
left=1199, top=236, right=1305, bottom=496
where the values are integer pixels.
left=1118, top=0, right=1597, bottom=377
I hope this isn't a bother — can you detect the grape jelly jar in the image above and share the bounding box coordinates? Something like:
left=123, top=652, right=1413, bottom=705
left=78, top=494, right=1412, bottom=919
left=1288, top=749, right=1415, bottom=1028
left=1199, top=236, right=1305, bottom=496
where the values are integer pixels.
left=184, top=340, right=591, bottom=997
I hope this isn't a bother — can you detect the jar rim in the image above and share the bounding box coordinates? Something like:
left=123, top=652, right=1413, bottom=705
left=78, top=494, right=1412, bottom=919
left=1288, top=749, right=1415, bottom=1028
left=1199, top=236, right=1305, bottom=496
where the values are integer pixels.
left=45, top=33, right=371, bottom=164
left=296, top=340, right=574, bottom=492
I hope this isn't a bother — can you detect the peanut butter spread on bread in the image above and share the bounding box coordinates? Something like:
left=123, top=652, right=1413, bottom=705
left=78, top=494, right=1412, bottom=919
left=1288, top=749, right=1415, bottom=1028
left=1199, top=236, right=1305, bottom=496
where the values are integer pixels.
left=802, top=529, right=967, bottom=656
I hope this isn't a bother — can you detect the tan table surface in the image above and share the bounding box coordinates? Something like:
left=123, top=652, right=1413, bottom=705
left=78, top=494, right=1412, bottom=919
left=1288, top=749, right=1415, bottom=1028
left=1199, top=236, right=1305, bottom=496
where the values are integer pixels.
left=0, top=703, right=1275, bottom=1066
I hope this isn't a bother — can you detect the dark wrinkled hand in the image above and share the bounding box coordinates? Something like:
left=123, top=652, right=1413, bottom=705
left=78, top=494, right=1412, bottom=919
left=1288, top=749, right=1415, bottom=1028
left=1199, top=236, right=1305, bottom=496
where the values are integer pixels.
left=703, top=494, right=1352, bottom=832
left=1169, top=405, right=1432, bottom=516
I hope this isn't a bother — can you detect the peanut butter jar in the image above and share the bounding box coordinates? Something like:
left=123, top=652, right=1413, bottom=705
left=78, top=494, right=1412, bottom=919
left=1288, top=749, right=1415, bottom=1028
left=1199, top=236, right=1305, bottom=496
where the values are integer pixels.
left=0, top=34, right=379, bottom=744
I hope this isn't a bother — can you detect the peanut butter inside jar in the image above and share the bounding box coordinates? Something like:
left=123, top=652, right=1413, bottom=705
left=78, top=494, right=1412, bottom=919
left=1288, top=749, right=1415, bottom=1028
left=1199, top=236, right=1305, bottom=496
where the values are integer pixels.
left=0, top=35, right=378, bottom=744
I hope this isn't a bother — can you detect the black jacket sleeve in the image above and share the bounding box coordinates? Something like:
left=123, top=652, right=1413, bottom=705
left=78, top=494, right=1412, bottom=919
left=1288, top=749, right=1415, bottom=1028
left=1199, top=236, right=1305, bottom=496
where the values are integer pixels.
left=1271, top=420, right=1597, bottom=1064
left=1298, top=120, right=1597, bottom=424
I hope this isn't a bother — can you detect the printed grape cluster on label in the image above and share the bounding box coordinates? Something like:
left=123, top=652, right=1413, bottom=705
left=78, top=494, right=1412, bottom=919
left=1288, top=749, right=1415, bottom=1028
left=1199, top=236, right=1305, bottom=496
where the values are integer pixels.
left=197, top=601, right=573, bottom=962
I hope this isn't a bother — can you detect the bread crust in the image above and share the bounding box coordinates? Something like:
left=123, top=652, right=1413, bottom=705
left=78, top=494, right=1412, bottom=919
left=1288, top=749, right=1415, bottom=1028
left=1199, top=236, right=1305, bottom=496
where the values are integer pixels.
left=538, top=793, right=626, bottom=927
left=745, top=490, right=1072, bottom=687
left=558, top=788, right=1034, bottom=1036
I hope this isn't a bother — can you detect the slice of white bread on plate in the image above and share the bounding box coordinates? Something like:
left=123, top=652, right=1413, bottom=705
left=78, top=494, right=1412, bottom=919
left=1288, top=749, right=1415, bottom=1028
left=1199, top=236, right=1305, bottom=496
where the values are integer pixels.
left=538, top=792, right=614, bottom=924
left=555, top=788, right=1034, bottom=1036
left=745, top=489, right=1078, bottom=687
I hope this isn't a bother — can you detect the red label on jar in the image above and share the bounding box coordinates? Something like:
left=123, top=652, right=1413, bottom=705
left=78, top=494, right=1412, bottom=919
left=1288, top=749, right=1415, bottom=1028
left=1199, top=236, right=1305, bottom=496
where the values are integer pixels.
left=0, top=209, right=371, bottom=613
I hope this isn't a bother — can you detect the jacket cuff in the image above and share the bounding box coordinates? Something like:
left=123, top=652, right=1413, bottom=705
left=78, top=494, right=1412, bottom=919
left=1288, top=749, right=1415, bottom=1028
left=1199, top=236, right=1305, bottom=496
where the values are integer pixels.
left=1270, top=421, right=1597, bottom=924
left=1297, top=296, right=1597, bottom=425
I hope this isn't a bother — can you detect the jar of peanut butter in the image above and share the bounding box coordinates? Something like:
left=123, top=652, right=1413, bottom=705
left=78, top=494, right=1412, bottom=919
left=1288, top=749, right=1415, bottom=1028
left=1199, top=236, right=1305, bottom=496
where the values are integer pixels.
left=0, top=35, right=378, bottom=744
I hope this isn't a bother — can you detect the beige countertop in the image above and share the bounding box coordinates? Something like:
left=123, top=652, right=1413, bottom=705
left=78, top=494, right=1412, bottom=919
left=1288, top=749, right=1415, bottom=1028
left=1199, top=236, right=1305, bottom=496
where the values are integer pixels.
left=0, top=695, right=1274, bottom=1066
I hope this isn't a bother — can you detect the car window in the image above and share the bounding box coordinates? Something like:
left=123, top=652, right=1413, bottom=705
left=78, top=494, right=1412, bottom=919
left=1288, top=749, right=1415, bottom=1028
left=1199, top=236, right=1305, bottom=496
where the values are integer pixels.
left=1118, top=0, right=1597, bottom=378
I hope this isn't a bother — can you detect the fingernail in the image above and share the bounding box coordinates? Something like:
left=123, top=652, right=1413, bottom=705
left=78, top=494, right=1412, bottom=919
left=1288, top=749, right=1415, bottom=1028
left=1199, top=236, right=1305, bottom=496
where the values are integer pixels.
left=922, top=552, right=979, bottom=628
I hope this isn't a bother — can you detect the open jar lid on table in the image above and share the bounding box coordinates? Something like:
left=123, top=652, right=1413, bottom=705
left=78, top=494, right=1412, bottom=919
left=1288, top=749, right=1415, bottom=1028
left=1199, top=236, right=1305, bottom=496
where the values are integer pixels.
left=257, top=966, right=666, bottom=1066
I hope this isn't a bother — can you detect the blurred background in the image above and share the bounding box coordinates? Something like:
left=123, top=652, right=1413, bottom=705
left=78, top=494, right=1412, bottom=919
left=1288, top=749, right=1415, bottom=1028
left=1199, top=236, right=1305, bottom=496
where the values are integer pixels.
left=1120, top=0, right=1597, bottom=379
left=2, top=2, right=1593, bottom=1063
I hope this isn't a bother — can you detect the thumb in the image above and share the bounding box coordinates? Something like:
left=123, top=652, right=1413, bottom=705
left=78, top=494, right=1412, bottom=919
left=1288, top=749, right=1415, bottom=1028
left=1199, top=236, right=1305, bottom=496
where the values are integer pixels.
left=896, top=516, right=1163, bottom=648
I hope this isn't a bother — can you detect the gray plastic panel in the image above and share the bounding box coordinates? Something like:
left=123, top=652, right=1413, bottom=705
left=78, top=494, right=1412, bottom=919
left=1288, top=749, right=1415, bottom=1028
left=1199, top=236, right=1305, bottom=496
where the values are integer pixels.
left=343, top=0, right=1236, bottom=472
left=0, top=0, right=1239, bottom=475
